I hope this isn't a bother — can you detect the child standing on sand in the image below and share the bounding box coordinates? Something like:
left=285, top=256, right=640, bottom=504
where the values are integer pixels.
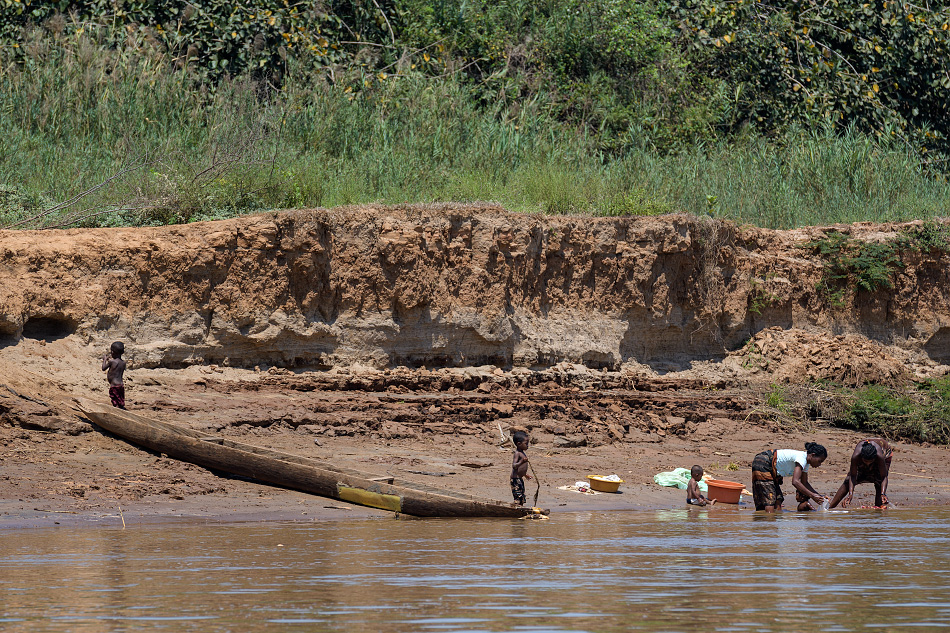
left=510, top=431, right=532, bottom=506
left=686, top=465, right=715, bottom=506
left=101, top=341, right=127, bottom=409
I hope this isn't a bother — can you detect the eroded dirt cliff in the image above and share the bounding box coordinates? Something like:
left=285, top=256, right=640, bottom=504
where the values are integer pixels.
left=2, top=204, right=948, bottom=379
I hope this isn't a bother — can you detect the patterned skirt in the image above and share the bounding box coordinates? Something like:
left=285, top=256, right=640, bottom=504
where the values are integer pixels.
left=751, top=449, right=784, bottom=511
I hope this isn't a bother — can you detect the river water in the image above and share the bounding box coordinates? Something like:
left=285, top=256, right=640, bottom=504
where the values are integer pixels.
left=2, top=507, right=949, bottom=632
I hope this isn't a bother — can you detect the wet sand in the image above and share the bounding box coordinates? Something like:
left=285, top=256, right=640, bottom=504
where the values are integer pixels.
left=3, top=387, right=948, bottom=529
left=2, top=335, right=948, bottom=529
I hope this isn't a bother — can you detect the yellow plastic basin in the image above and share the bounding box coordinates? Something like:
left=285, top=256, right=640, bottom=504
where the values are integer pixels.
left=587, top=475, right=624, bottom=493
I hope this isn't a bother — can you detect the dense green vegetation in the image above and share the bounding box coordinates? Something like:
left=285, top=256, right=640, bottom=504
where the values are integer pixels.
left=842, top=379, right=950, bottom=444
left=800, top=220, right=950, bottom=307
left=1, top=0, right=949, bottom=228
left=766, top=378, right=950, bottom=444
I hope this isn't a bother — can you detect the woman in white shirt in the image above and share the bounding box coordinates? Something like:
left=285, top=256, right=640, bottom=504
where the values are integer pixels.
left=751, top=442, right=828, bottom=512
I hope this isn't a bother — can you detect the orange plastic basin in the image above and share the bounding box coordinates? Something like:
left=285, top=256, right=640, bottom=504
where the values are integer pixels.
left=706, top=479, right=745, bottom=504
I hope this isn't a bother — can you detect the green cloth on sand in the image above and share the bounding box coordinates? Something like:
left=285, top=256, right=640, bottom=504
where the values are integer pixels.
left=654, top=468, right=707, bottom=493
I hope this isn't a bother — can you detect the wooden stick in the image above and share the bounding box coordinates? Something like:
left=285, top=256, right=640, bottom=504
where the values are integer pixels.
left=529, top=462, right=541, bottom=507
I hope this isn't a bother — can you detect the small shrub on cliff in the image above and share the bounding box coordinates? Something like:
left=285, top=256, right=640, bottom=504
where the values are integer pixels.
left=804, top=231, right=903, bottom=304
left=691, top=217, right=736, bottom=334
left=748, top=275, right=779, bottom=315
left=896, top=219, right=950, bottom=255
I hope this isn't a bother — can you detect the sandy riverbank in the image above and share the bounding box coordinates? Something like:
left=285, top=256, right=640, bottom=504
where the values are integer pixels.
left=2, top=346, right=947, bottom=529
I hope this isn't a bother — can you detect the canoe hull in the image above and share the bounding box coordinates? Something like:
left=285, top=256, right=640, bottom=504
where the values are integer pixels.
left=76, top=401, right=544, bottom=519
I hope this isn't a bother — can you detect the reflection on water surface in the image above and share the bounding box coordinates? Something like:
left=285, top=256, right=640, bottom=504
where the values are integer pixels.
left=2, top=507, right=950, bottom=632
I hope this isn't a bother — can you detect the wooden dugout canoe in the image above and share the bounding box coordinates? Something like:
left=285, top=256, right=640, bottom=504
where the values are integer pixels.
left=75, top=400, right=547, bottom=518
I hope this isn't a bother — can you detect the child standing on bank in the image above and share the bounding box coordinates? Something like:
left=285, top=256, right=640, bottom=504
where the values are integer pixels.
left=686, top=465, right=715, bottom=507
left=102, top=341, right=127, bottom=409
left=510, top=431, right=532, bottom=506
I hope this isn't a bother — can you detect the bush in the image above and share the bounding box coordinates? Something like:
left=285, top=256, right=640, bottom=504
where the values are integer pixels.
left=897, top=219, right=950, bottom=254
left=836, top=379, right=950, bottom=444
left=666, top=0, right=950, bottom=162
left=804, top=230, right=904, bottom=302
left=0, top=183, right=53, bottom=226
left=795, top=378, right=950, bottom=444
left=0, top=0, right=392, bottom=83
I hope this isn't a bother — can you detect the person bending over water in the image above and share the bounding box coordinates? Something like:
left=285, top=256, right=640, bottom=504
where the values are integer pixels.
left=828, top=438, right=892, bottom=508
left=751, top=442, right=828, bottom=512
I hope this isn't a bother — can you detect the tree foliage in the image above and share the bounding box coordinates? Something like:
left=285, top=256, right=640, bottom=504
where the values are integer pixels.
left=3, top=0, right=950, bottom=163
left=668, top=0, right=950, bottom=162
left=1, top=0, right=395, bottom=81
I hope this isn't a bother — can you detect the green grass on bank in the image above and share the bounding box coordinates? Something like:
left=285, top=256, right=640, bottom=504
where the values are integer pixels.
left=1, top=35, right=949, bottom=229
left=764, top=378, right=950, bottom=445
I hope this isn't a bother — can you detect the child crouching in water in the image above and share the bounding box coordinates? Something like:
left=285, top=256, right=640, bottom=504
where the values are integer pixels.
left=510, top=431, right=532, bottom=506
left=687, top=465, right=716, bottom=507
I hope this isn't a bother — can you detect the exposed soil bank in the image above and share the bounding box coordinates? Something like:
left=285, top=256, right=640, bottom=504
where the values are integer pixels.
left=1, top=206, right=948, bottom=525
left=2, top=204, right=949, bottom=375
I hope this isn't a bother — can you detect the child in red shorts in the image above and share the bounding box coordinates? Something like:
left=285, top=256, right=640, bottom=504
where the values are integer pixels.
left=101, top=341, right=127, bottom=409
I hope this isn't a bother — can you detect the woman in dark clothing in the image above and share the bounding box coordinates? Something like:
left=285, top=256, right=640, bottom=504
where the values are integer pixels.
left=828, top=438, right=892, bottom=508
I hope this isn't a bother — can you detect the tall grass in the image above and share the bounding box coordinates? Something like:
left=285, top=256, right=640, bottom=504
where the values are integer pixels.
left=831, top=378, right=950, bottom=444
left=1, top=32, right=948, bottom=228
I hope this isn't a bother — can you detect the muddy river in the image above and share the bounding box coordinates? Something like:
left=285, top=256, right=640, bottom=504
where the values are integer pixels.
left=3, top=508, right=949, bottom=632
